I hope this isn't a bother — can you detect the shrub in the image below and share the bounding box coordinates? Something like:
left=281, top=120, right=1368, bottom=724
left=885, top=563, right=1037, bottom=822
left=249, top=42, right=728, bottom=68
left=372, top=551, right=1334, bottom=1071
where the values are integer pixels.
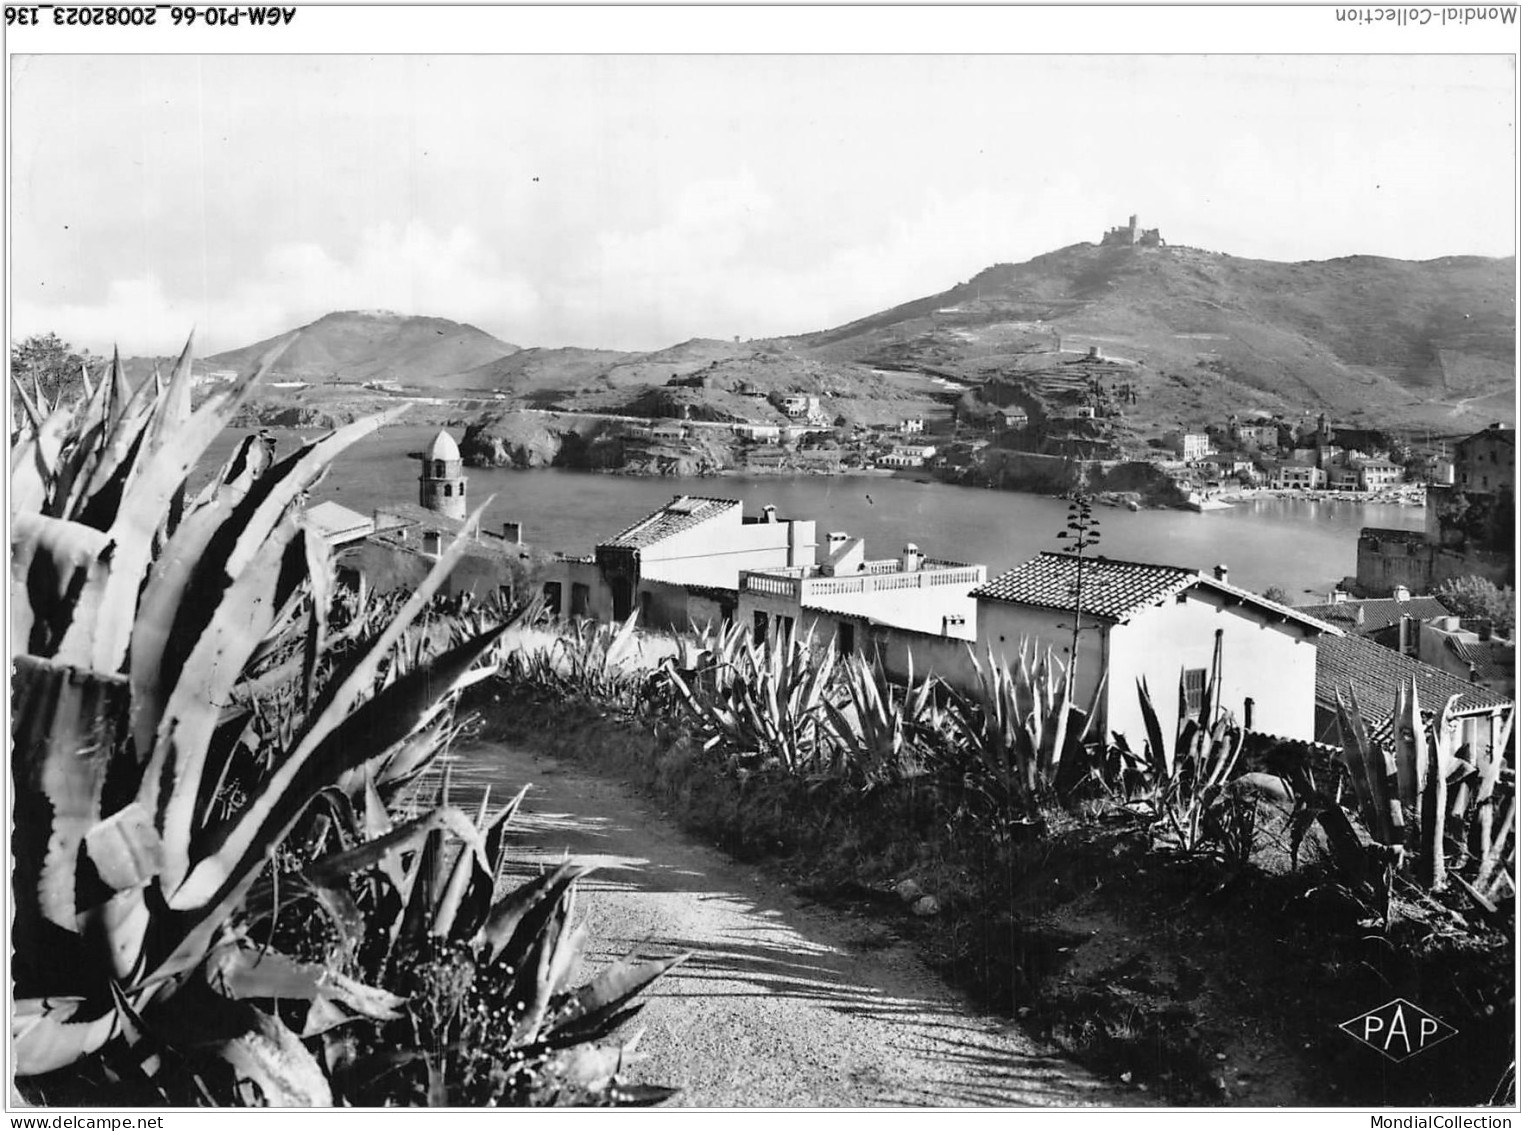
left=1435, top=576, right=1516, bottom=638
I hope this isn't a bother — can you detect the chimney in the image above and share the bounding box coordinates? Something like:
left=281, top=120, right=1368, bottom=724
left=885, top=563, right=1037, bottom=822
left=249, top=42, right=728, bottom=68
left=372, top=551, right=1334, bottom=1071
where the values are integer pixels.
left=902, top=543, right=923, bottom=572
left=1393, top=585, right=1411, bottom=602
left=502, top=521, right=522, bottom=545
left=1213, top=564, right=1229, bottom=584
left=942, top=614, right=966, bottom=636
left=1479, top=621, right=1494, bottom=642
left=1088, top=345, right=1100, bottom=359
left=827, top=531, right=849, bottom=549
left=422, top=531, right=442, bottom=557
left=763, top=505, right=777, bottom=523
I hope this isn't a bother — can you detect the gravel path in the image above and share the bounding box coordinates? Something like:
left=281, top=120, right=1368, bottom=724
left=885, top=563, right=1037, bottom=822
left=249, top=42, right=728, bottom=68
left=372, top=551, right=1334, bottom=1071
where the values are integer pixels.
left=440, top=738, right=1136, bottom=1108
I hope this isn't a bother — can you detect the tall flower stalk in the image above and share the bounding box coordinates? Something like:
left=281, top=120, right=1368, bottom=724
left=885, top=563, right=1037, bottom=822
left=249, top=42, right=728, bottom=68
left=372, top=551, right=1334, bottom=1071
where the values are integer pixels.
left=1055, top=492, right=1102, bottom=699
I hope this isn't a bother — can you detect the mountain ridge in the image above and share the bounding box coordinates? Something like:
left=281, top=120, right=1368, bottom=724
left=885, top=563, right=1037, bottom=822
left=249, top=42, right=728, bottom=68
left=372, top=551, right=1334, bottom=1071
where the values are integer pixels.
left=191, top=238, right=1515, bottom=432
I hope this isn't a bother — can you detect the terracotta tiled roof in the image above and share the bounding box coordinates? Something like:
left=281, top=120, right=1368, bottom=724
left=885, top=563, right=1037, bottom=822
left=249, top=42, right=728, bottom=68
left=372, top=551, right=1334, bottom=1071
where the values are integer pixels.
left=1314, top=632, right=1511, bottom=722
left=972, top=552, right=1336, bottom=633
left=973, top=553, right=1195, bottom=621
left=1294, top=596, right=1453, bottom=634
left=600, top=496, right=739, bottom=551
left=1445, top=637, right=1514, bottom=686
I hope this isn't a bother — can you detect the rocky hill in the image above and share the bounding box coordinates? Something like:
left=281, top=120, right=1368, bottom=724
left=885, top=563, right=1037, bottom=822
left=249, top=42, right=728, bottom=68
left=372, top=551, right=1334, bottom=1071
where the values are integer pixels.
left=793, top=243, right=1514, bottom=432
left=197, top=236, right=1514, bottom=439
left=204, top=310, right=519, bottom=386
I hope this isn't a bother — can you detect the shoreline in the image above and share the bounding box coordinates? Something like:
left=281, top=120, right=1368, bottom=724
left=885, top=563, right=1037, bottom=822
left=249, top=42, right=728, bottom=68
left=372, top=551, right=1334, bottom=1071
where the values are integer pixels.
left=1213, top=485, right=1426, bottom=507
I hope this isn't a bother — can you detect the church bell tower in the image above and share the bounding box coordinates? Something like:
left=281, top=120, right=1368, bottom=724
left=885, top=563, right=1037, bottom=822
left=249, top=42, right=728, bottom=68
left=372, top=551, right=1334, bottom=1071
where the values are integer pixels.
left=418, top=429, right=467, bottom=521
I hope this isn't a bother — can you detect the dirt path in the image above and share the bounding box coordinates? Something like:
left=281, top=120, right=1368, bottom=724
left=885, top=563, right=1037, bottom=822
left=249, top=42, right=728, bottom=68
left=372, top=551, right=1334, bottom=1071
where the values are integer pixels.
left=439, top=739, right=1138, bottom=1108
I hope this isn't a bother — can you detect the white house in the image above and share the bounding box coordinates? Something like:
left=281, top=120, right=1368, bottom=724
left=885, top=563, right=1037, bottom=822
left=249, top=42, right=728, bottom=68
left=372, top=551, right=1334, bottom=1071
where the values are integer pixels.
left=543, top=496, right=816, bottom=629
left=966, top=553, right=1339, bottom=746
left=877, top=444, right=938, bottom=469
left=737, top=533, right=985, bottom=653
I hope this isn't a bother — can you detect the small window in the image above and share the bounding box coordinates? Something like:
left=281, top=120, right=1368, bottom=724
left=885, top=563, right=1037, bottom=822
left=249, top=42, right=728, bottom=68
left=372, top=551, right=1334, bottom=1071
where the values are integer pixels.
left=443, top=484, right=452, bottom=497
left=434, top=460, right=446, bottom=477
left=753, top=610, right=768, bottom=645
left=779, top=615, right=795, bottom=640
left=542, top=581, right=563, bottom=616
left=571, top=583, right=590, bottom=617
left=1182, top=668, right=1208, bottom=719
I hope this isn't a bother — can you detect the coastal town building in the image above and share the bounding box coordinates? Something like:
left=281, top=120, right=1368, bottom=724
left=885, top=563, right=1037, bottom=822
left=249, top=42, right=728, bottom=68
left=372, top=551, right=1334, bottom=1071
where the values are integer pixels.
left=1271, top=465, right=1326, bottom=491
left=1358, top=424, right=1514, bottom=597
left=1294, top=590, right=1453, bottom=642
left=1197, top=453, right=1254, bottom=479
left=1452, top=422, right=1515, bottom=496
left=1328, top=466, right=1362, bottom=492
left=1166, top=431, right=1212, bottom=462
left=907, top=554, right=1340, bottom=747
left=737, top=535, right=985, bottom=651
left=772, top=393, right=823, bottom=421
left=877, top=444, right=938, bottom=469
left=1231, top=422, right=1281, bottom=450
left=733, top=423, right=783, bottom=443
left=544, top=496, right=817, bottom=628
left=1312, top=630, right=1513, bottom=759
left=1356, top=459, right=1404, bottom=492
left=1414, top=616, right=1515, bottom=699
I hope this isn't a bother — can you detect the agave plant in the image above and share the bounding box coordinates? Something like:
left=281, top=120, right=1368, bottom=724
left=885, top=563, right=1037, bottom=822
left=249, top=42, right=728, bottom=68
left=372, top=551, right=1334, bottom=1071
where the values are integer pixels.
left=665, top=620, right=839, bottom=775
left=501, top=610, right=645, bottom=707
left=9, top=337, right=511, bottom=1101
left=1317, top=680, right=1515, bottom=906
left=298, top=776, right=688, bottom=1106
left=940, top=640, right=1105, bottom=821
left=1111, top=648, right=1244, bottom=854
left=555, top=609, right=645, bottom=704
left=820, top=652, right=944, bottom=789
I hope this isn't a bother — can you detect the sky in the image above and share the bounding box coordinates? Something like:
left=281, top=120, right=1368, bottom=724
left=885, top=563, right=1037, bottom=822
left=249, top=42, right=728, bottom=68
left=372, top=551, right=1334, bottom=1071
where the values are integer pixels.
left=9, top=53, right=1517, bottom=357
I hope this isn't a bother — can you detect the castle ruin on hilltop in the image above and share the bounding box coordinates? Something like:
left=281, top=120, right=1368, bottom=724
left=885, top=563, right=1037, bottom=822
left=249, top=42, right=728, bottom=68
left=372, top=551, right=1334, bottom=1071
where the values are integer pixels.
left=1101, top=214, right=1165, bottom=248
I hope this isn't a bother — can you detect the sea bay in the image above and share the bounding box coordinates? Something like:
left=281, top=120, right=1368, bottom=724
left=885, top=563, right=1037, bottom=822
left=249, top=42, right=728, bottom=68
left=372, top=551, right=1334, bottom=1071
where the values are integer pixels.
left=207, top=425, right=1427, bottom=600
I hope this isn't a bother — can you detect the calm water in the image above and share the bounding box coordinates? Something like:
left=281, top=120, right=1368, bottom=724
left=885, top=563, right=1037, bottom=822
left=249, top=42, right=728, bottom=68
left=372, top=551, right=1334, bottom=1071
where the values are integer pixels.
left=204, top=425, right=1426, bottom=600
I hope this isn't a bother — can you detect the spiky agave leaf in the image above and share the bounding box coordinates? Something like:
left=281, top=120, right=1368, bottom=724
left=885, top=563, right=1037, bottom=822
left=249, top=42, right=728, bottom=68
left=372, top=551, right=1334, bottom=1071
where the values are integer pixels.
left=12, top=996, right=123, bottom=1077
left=147, top=558, right=509, bottom=989
left=51, top=337, right=291, bottom=674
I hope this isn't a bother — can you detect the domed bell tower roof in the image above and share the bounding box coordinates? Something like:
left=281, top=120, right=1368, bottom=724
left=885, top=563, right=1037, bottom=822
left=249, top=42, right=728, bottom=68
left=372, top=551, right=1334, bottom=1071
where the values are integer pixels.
left=426, top=429, right=462, bottom=463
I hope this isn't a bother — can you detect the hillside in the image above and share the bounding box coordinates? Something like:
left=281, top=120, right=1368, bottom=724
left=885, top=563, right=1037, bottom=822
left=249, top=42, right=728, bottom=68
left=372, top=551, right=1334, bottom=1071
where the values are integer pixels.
left=793, top=242, right=1515, bottom=431
left=437, top=346, right=633, bottom=401
left=204, top=310, right=519, bottom=385
left=197, top=236, right=1513, bottom=439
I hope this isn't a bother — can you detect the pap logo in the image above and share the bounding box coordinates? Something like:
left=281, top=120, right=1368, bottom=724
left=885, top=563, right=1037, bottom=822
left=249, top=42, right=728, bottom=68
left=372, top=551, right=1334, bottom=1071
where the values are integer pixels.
left=1340, top=998, right=1456, bottom=1062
